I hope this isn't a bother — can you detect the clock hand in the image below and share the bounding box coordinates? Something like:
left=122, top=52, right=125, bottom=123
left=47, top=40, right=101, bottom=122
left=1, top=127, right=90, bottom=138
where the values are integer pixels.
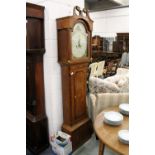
left=76, top=44, right=78, bottom=48
left=78, top=38, right=82, bottom=48
left=79, top=40, right=81, bottom=47
left=78, top=39, right=80, bottom=48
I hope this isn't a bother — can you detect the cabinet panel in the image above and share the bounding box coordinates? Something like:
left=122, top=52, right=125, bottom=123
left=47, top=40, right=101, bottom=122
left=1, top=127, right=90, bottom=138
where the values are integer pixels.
left=26, top=18, right=44, bottom=49
left=70, top=64, right=88, bottom=123
left=26, top=55, right=36, bottom=115
left=74, top=70, right=87, bottom=119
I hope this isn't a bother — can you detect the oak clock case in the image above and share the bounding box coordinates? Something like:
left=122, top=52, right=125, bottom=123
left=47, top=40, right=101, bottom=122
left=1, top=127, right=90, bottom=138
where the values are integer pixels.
left=26, top=3, right=49, bottom=154
left=57, top=6, right=93, bottom=151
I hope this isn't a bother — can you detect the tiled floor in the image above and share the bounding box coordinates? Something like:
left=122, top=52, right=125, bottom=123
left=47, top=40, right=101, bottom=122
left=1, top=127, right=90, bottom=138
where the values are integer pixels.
left=27, top=134, right=119, bottom=155
left=26, top=146, right=56, bottom=155
left=72, top=134, right=119, bottom=155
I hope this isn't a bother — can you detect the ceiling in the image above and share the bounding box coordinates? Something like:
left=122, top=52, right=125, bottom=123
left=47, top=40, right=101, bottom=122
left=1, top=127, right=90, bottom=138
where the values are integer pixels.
left=85, top=0, right=129, bottom=12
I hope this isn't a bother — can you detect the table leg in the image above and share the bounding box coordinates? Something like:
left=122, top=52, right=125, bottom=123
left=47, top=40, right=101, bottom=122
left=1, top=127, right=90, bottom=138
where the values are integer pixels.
left=99, top=140, right=105, bottom=155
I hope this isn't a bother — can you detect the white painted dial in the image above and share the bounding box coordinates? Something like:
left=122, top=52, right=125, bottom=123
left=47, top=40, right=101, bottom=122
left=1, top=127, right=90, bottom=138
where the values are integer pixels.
left=72, top=23, right=88, bottom=58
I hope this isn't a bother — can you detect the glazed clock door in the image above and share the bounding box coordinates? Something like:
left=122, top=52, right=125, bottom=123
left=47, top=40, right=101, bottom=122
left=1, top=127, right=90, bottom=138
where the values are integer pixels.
left=70, top=64, right=88, bottom=124
left=71, top=22, right=88, bottom=59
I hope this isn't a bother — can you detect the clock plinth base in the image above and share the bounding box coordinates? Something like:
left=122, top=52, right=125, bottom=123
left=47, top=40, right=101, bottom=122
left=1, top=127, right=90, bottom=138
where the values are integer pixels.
left=62, top=118, right=93, bottom=151
left=26, top=115, right=49, bottom=154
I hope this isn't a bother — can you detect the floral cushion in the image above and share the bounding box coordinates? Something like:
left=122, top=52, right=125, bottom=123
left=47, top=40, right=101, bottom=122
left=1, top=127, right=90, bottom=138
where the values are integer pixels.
left=117, top=68, right=129, bottom=75
left=88, top=68, right=129, bottom=94
left=89, top=77, right=120, bottom=94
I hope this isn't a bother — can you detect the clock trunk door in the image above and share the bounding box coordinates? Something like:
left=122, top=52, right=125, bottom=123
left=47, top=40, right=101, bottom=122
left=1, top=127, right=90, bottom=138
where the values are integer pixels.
left=70, top=64, right=88, bottom=124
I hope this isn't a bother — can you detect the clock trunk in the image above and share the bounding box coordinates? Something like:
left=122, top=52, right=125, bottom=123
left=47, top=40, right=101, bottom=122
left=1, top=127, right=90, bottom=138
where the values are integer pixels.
left=26, top=3, right=49, bottom=154
left=61, top=63, right=93, bottom=150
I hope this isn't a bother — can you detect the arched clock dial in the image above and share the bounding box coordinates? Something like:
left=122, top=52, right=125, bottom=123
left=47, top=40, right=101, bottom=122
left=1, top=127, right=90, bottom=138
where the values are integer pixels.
left=72, top=22, right=88, bottom=59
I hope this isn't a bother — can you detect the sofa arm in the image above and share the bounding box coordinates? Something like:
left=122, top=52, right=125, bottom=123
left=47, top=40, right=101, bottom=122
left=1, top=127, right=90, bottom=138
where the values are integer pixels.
left=87, top=93, right=129, bottom=123
left=95, top=93, right=129, bottom=119
left=87, top=93, right=97, bottom=122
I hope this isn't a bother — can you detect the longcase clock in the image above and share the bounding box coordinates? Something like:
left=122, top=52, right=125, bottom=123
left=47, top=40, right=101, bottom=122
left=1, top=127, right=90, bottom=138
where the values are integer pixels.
left=56, top=6, right=93, bottom=151
left=26, top=3, right=49, bottom=154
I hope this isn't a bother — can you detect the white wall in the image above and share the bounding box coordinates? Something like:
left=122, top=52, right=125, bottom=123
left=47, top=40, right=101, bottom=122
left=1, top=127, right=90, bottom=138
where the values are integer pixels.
left=26, top=0, right=84, bottom=137
left=90, top=7, right=129, bottom=38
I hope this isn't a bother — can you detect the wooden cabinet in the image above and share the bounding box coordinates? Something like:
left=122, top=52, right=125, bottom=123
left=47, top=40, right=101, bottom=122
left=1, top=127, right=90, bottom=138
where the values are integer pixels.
left=57, top=6, right=93, bottom=151
left=92, top=35, right=103, bottom=50
left=113, top=33, right=129, bottom=53
left=92, top=50, right=122, bottom=62
left=26, top=3, right=49, bottom=154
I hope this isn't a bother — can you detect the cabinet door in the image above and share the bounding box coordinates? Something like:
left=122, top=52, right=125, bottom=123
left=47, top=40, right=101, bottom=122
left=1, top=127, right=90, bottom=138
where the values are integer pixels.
left=70, top=64, right=88, bottom=124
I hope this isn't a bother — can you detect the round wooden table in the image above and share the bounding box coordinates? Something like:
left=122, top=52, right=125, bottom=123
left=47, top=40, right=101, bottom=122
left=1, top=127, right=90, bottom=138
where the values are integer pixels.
left=94, top=106, right=129, bottom=155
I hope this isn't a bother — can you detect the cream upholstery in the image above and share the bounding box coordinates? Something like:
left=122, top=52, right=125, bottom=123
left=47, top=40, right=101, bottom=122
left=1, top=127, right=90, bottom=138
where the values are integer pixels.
left=95, top=60, right=105, bottom=77
left=89, top=61, right=105, bottom=77
left=89, top=62, right=98, bottom=77
left=87, top=93, right=129, bottom=122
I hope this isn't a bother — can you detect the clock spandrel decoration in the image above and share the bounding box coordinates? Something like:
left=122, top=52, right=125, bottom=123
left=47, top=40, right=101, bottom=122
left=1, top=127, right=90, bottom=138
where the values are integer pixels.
left=56, top=6, right=93, bottom=151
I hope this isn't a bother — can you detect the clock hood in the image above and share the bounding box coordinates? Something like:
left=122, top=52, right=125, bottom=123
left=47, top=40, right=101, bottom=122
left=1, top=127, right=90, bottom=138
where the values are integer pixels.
left=57, top=6, right=93, bottom=32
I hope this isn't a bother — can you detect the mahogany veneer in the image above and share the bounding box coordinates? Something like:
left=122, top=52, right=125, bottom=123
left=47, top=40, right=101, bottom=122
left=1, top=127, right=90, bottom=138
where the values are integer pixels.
left=26, top=3, right=49, bottom=154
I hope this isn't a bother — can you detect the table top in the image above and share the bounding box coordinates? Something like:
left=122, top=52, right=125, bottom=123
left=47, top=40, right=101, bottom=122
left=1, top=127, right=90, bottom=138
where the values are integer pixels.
left=94, top=106, right=129, bottom=155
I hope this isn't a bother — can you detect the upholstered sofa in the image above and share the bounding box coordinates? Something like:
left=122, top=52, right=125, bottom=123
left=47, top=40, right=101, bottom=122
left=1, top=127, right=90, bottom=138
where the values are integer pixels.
left=87, top=92, right=129, bottom=122
left=87, top=67, right=129, bottom=122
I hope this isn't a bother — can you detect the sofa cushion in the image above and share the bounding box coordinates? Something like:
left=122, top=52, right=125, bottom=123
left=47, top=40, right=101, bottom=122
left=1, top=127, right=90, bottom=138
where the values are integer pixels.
left=89, top=77, right=120, bottom=94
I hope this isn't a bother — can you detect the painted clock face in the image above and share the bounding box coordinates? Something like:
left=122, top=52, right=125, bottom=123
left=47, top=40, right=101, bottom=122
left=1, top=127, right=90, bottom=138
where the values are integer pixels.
left=72, top=23, right=88, bottom=59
